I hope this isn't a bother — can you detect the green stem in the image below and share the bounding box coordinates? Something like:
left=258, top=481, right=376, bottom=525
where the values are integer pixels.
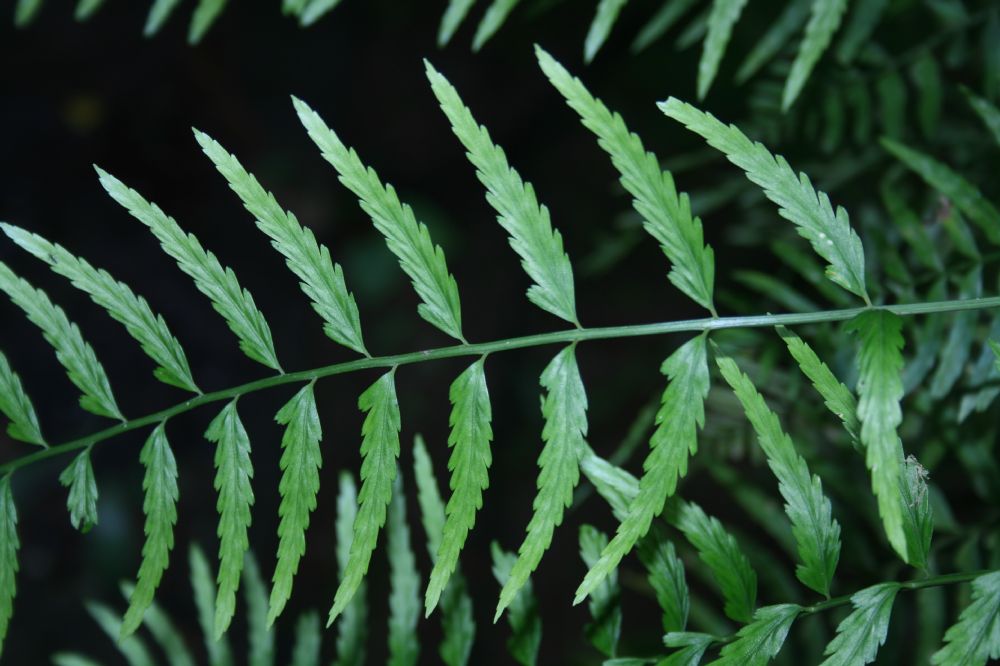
left=3, top=295, right=1000, bottom=475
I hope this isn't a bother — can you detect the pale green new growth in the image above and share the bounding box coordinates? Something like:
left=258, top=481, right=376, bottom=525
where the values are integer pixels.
left=0, top=350, right=44, bottom=446
left=578, top=525, right=621, bottom=657
left=472, top=0, right=522, bottom=51
left=0, top=478, right=18, bottom=658
left=0, top=261, right=123, bottom=420
left=387, top=474, right=421, bottom=666
left=536, top=49, right=716, bottom=314
left=1, top=222, right=199, bottom=393
left=122, top=423, right=178, bottom=638
left=660, top=98, right=870, bottom=303
left=59, top=449, right=99, bottom=532
left=333, top=472, right=367, bottom=666
left=716, top=354, right=841, bottom=597
left=574, top=335, right=708, bottom=604
left=205, top=400, right=254, bottom=638
left=293, top=96, right=466, bottom=342
left=329, top=370, right=401, bottom=625
left=784, top=0, right=848, bottom=110
left=584, top=0, right=629, bottom=63
left=189, top=0, right=229, bottom=44
left=290, top=612, right=321, bottom=666
left=145, top=0, right=183, bottom=35
left=119, top=581, right=196, bottom=666
left=820, top=583, right=900, bottom=665
left=87, top=601, right=156, bottom=666
left=491, top=543, right=541, bottom=666
left=426, top=61, right=580, bottom=326
left=713, top=604, right=801, bottom=665
left=243, top=553, right=275, bottom=666
left=194, top=129, right=368, bottom=355
left=97, top=167, right=281, bottom=370
left=497, top=344, right=588, bottom=620
left=189, top=544, right=234, bottom=666
left=268, top=383, right=322, bottom=625
left=847, top=310, right=908, bottom=562
left=698, top=0, right=749, bottom=99
left=438, top=0, right=476, bottom=46
left=931, top=571, right=1000, bottom=665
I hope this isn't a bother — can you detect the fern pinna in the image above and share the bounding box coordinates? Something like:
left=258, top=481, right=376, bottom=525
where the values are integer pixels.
left=1, top=48, right=1000, bottom=665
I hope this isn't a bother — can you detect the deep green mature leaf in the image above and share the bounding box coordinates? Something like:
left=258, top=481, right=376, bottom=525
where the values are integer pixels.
left=243, top=553, right=275, bottom=666
left=497, top=344, right=588, bottom=620
left=194, top=131, right=368, bottom=355
left=0, top=261, right=123, bottom=420
left=491, top=543, right=542, bottom=666
left=293, top=97, right=465, bottom=342
left=74, top=0, right=105, bottom=20
left=0, top=478, right=18, bottom=658
left=697, top=0, right=749, bottom=99
left=471, top=0, right=522, bottom=51
left=2, top=223, right=199, bottom=393
left=660, top=98, right=870, bottom=302
left=188, top=0, right=229, bottom=44
left=584, top=0, right=630, bottom=63
left=574, top=335, right=708, bottom=603
left=299, top=0, right=344, bottom=26
left=537, top=49, right=716, bottom=313
left=145, top=0, right=184, bottom=35
left=438, top=0, right=476, bottom=45
left=425, top=358, right=493, bottom=614
left=426, top=62, right=580, bottom=325
left=205, top=400, right=254, bottom=637
left=847, top=309, right=910, bottom=561
left=835, top=0, right=886, bottom=64
left=710, top=604, right=801, bottom=665
left=578, top=525, right=621, bottom=657
left=329, top=370, right=401, bottom=624
left=87, top=601, right=155, bottom=666
left=387, top=474, right=421, bottom=666
left=189, top=545, right=234, bottom=666
left=631, top=0, right=699, bottom=54
left=784, top=0, right=848, bottom=110
left=734, top=0, right=811, bottom=84
left=964, top=87, right=1000, bottom=145
left=97, top=168, right=281, bottom=370
left=716, top=354, right=841, bottom=596
left=0, top=350, right=44, bottom=446
left=881, top=138, right=1000, bottom=246
left=931, top=571, right=1000, bottom=665
left=119, top=581, right=196, bottom=666
left=290, top=612, right=321, bottom=666
left=820, top=583, right=900, bottom=665
left=332, top=472, right=367, bottom=666
left=638, top=526, right=689, bottom=633
left=268, top=383, right=322, bottom=625
left=662, top=632, right=715, bottom=666
left=14, top=0, right=42, bottom=26
left=59, top=449, right=99, bottom=533
left=122, top=423, right=178, bottom=638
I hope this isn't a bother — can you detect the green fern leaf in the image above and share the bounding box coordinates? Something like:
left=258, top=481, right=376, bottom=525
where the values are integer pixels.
left=268, top=383, right=323, bottom=625
left=471, top=0, right=521, bottom=51
left=964, top=87, right=1000, bottom=145
left=329, top=370, right=401, bottom=624
left=579, top=451, right=639, bottom=520
left=584, top=0, right=629, bottom=63
left=59, top=449, right=99, bottom=533
left=333, top=472, right=367, bottom=666
left=663, top=631, right=715, bottom=666
left=0, top=261, right=123, bottom=420
left=834, top=0, right=887, bottom=64
left=0, top=349, right=44, bottom=446
left=734, top=0, right=811, bottom=84
left=819, top=582, right=900, bottom=666
left=1, top=223, right=199, bottom=393
left=497, top=344, right=588, bottom=620
left=145, top=0, right=183, bottom=35
left=282, top=0, right=309, bottom=15
left=711, top=603, right=801, bottom=665
left=188, top=0, right=229, bottom=44
left=716, top=353, right=841, bottom=597
left=293, top=97, right=466, bottom=342
left=119, top=581, right=196, bottom=666
left=846, top=309, right=909, bottom=562
left=205, top=400, right=254, bottom=638
left=578, top=525, right=621, bottom=657
left=189, top=544, right=234, bottom=666
left=881, top=138, right=1000, bottom=246
left=783, top=0, right=849, bottom=110
left=194, top=130, right=368, bottom=355
left=491, top=542, right=542, bottom=666
left=74, top=0, right=105, bottom=21
left=638, top=527, right=689, bottom=633
left=388, top=473, right=421, bottom=666
left=0, top=478, right=18, bottom=658
left=697, top=0, right=749, bottom=99
left=574, top=335, right=708, bottom=604
left=931, top=570, right=1000, bottom=665
left=242, top=552, right=275, bottom=666
left=52, top=654, right=104, bottom=666
left=537, top=49, right=716, bottom=314
left=290, top=612, right=321, bottom=666
left=631, top=0, right=700, bottom=54
left=660, top=98, right=870, bottom=303
left=426, top=62, right=580, bottom=326
left=14, top=0, right=42, bottom=27
left=299, top=0, right=344, bottom=27
left=87, top=601, right=156, bottom=666
left=438, top=0, right=477, bottom=46
left=97, top=168, right=281, bottom=371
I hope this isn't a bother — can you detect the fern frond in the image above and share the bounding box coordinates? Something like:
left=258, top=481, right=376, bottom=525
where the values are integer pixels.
left=329, top=370, right=401, bottom=625
left=96, top=167, right=281, bottom=371
left=293, top=97, right=466, bottom=342
left=631, top=0, right=699, bottom=54
left=497, top=344, right=588, bottom=620
left=426, top=62, right=580, bottom=326
left=1, top=223, right=199, bottom=393
left=332, top=472, right=367, bottom=666
left=59, top=449, right=99, bottom=533
left=491, top=542, right=542, bottom=666
left=13, top=0, right=42, bottom=27
left=299, top=0, right=344, bottom=27
left=119, top=581, right=196, bottom=666
left=189, top=544, right=234, bottom=666
left=188, top=0, right=229, bottom=45
left=574, top=335, right=708, bottom=604
left=122, top=423, right=178, bottom=638
left=663, top=631, right=715, bottom=665
left=820, top=582, right=900, bottom=665
left=783, top=0, right=849, bottom=110
left=660, top=98, right=870, bottom=303
left=194, top=130, right=368, bottom=356
left=734, top=0, right=811, bottom=84
left=205, top=399, right=254, bottom=638
left=387, top=473, right=421, bottom=666
left=716, top=353, right=841, bottom=597
left=145, top=0, right=183, bottom=36
left=964, top=87, right=1000, bottom=145
left=931, top=570, right=1000, bottom=665
left=638, top=527, right=689, bottom=633
left=268, top=383, right=322, bottom=625
left=580, top=451, right=639, bottom=520
left=471, top=0, right=522, bottom=52
left=438, top=0, right=477, bottom=46
left=243, top=552, right=275, bottom=666
left=697, top=0, right=749, bottom=100
left=584, top=0, right=629, bottom=63
left=0, top=350, right=44, bottom=446
left=537, top=49, right=716, bottom=314
left=74, top=0, right=105, bottom=21
left=0, top=261, right=123, bottom=420
left=290, top=612, right=321, bottom=666
left=712, top=603, right=801, bottom=665
left=578, top=525, right=622, bottom=657
left=0, top=478, right=18, bottom=658
left=87, top=601, right=156, bottom=666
